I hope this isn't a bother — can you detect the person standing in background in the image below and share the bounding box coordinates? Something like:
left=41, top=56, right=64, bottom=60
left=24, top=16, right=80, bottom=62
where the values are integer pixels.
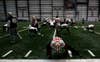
left=82, top=18, right=85, bottom=25
left=7, top=12, right=20, bottom=43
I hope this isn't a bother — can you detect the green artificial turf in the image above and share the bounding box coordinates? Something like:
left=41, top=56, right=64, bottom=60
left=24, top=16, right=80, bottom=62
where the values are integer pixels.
left=0, top=21, right=100, bottom=59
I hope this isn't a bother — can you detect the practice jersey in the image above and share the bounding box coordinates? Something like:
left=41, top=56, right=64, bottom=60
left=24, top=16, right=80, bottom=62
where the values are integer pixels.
left=66, top=18, right=71, bottom=23
left=50, top=37, right=65, bottom=49
left=54, top=18, right=61, bottom=26
left=49, top=20, right=55, bottom=26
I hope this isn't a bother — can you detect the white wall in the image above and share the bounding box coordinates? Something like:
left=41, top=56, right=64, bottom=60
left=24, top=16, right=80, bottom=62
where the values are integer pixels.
left=0, top=0, right=99, bottom=21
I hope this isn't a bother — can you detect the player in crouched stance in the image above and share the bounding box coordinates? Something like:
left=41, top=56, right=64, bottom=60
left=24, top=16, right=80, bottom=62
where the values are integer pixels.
left=28, top=16, right=43, bottom=37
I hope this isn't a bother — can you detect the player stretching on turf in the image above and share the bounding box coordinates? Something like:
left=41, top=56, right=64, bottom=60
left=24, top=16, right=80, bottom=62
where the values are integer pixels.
left=85, top=24, right=95, bottom=32
left=47, top=18, right=55, bottom=29
left=28, top=16, right=43, bottom=36
left=50, top=36, right=65, bottom=53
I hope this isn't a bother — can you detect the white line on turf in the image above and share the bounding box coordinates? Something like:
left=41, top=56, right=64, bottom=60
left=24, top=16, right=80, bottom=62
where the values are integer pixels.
left=68, top=50, right=73, bottom=58
left=53, top=29, right=56, bottom=38
left=2, top=50, right=13, bottom=58
left=24, top=50, right=32, bottom=58
left=94, top=31, right=100, bottom=35
left=88, top=50, right=96, bottom=57
left=18, top=29, right=28, bottom=33
left=17, top=32, right=22, bottom=39
left=17, top=28, right=28, bottom=39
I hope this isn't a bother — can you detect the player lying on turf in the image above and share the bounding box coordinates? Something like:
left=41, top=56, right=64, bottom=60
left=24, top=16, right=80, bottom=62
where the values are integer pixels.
left=53, top=16, right=72, bottom=34
left=86, top=24, right=95, bottom=32
left=82, top=24, right=95, bottom=32
left=28, top=16, right=43, bottom=36
left=47, top=18, right=55, bottom=28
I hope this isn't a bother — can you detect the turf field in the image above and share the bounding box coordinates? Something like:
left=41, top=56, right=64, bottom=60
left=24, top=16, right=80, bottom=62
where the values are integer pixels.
left=0, top=21, right=100, bottom=59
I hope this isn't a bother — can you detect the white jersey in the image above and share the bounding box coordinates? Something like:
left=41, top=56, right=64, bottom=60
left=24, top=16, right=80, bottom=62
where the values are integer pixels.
left=49, top=19, right=55, bottom=26
left=28, top=25, right=38, bottom=31
left=50, top=37, right=65, bottom=49
left=88, top=24, right=94, bottom=28
left=4, top=24, right=8, bottom=27
left=61, top=23, right=69, bottom=27
left=66, top=18, right=71, bottom=23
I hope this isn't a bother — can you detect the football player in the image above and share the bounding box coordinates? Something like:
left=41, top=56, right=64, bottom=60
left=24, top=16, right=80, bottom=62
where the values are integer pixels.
left=47, top=18, right=55, bottom=28
left=28, top=16, right=43, bottom=36
left=61, top=19, right=70, bottom=33
left=86, top=24, right=95, bottom=32
left=50, top=36, right=65, bottom=53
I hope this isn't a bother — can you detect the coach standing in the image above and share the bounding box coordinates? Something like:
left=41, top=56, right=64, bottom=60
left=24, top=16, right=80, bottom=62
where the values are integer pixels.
left=7, top=12, right=17, bottom=43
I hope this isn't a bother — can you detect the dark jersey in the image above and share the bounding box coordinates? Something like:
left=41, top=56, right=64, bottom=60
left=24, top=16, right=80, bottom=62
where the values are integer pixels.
left=31, top=19, right=39, bottom=28
left=7, top=15, right=17, bottom=28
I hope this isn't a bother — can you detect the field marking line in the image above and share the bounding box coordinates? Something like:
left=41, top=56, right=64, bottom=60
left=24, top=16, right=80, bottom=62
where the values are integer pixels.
left=53, top=29, right=56, bottom=38
left=68, top=50, right=73, bottom=58
left=23, top=26, right=27, bottom=29
left=17, top=28, right=28, bottom=39
left=94, top=31, right=100, bottom=35
left=24, top=50, right=32, bottom=58
left=2, top=50, right=13, bottom=58
left=18, top=28, right=28, bottom=33
left=17, top=32, right=23, bottom=39
left=88, top=50, right=96, bottom=57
